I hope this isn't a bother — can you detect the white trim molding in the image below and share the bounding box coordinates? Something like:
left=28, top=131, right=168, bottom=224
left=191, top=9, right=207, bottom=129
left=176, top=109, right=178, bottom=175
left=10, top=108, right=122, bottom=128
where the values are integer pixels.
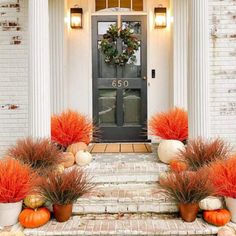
left=29, top=0, right=51, bottom=138
left=49, top=0, right=66, bottom=114
left=188, top=0, right=210, bottom=138
left=172, top=0, right=188, bottom=109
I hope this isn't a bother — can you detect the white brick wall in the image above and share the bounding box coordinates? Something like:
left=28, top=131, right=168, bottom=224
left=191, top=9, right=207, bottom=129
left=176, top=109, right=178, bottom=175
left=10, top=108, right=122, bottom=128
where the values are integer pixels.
left=0, top=0, right=28, bottom=156
left=0, top=0, right=235, bottom=154
left=209, top=0, right=236, bottom=148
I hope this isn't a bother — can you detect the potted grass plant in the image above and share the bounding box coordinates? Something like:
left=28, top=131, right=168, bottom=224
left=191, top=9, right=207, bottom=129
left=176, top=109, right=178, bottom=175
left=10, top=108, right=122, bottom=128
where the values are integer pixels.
left=159, top=169, right=215, bottom=222
left=178, top=138, right=230, bottom=171
left=51, top=110, right=96, bottom=166
left=210, top=156, right=236, bottom=222
left=0, top=158, right=35, bottom=226
left=8, top=137, right=64, bottom=176
left=36, top=167, right=94, bottom=222
left=51, top=110, right=95, bottom=150
left=149, top=107, right=188, bottom=164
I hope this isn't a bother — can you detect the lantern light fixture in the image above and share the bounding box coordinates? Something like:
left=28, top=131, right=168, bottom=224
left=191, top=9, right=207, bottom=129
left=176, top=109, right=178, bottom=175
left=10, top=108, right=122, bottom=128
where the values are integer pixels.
left=154, top=6, right=167, bottom=28
left=70, top=6, right=83, bottom=29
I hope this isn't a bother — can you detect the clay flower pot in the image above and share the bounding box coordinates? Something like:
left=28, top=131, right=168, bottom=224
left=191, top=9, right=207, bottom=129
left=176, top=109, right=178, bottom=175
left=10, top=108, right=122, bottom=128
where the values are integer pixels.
left=53, top=204, right=73, bottom=222
left=179, top=203, right=199, bottom=222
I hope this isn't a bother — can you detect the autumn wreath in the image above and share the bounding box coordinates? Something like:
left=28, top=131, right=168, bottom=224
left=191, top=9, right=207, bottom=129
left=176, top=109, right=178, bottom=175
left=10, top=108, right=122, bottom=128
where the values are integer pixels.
left=100, top=25, right=140, bottom=66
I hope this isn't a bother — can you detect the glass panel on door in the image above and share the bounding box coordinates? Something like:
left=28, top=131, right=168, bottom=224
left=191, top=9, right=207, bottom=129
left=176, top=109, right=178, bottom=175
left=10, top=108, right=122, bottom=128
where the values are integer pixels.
left=99, top=90, right=117, bottom=125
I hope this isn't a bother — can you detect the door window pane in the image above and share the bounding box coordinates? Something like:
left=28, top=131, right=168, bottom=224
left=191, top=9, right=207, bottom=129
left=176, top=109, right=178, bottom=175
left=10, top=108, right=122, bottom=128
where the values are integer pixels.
left=122, top=21, right=141, bottom=34
left=95, top=0, right=143, bottom=11
left=96, top=0, right=106, bottom=11
left=99, top=90, right=117, bottom=125
left=122, top=40, right=141, bottom=78
left=108, top=0, right=118, bottom=8
left=98, top=22, right=116, bottom=35
left=120, top=0, right=131, bottom=9
left=123, top=89, right=141, bottom=125
left=98, top=41, right=116, bottom=78
left=133, top=0, right=143, bottom=11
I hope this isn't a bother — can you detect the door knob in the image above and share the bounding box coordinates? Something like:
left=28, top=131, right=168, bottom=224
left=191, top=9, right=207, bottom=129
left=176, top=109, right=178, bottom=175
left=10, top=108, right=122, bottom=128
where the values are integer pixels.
left=143, top=76, right=147, bottom=80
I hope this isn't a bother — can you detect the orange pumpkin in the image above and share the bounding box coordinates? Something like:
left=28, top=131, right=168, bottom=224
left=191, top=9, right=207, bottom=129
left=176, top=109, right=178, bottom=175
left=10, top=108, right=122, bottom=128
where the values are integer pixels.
left=169, top=159, right=188, bottom=172
left=19, top=207, right=50, bottom=228
left=66, top=142, right=88, bottom=155
left=61, top=152, right=75, bottom=168
left=203, top=209, right=231, bottom=226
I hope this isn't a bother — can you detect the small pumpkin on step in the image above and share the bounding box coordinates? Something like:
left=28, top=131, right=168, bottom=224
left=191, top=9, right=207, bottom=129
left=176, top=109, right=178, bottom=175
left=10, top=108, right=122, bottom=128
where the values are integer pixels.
left=19, top=207, right=50, bottom=228
left=24, top=194, right=45, bottom=209
left=199, top=196, right=223, bottom=211
left=75, top=150, right=93, bottom=166
left=61, top=152, right=75, bottom=168
left=203, top=209, right=231, bottom=226
left=66, top=142, right=88, bottom=156
left=169, top=159, right=188, bottom=172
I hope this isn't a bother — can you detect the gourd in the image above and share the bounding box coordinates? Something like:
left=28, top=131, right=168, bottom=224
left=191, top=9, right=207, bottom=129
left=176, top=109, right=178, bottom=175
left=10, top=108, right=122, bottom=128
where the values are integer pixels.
left=75, top=150, right=93, bottom=166
left=169, top=159, right=188, bottom=172
left=203, top=209, right=231, bottom=226
left=199, top=196, right=223, bottom=210
left=24, top=195, right=45, bottom=209
left=19, top=208, right=50, bottom=228
left=66, top=142, right=88, bottom=155
left=61, top=152, right=75, bottom=168
left=158, top=140, right=185, bottom=164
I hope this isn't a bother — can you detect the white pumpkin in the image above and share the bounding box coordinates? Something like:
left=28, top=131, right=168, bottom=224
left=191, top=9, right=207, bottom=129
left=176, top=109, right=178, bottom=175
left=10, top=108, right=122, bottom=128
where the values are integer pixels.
left=199, top=196, right=223, bottom=210
left=157, top=140, right=185, bottom=164
left=75, top=150, right=93, bottom=166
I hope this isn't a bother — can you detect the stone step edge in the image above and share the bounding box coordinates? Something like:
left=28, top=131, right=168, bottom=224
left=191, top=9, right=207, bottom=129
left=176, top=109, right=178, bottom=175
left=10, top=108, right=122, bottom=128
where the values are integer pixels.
left=73, top=202, right=178, bottom=214
left=22, top=216, right=220, bottom=236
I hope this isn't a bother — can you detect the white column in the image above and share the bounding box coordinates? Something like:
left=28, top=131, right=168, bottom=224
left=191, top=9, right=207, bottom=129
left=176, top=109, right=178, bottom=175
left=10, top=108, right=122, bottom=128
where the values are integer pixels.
left=49, top=0, right=66, bottom=114
left=29, top=0, right=51, bottom=138
left=188, top=0, right=210, bottom=138
left=172, top=0, right=188, bottom=109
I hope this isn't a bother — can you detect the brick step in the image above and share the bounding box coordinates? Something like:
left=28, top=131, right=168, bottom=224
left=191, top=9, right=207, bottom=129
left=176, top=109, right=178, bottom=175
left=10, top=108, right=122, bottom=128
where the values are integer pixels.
left=73, top=183, right=177, bottom=214
left=82, top=153, right=168, bottom=184
left=22, top=214, right=220, bottom=236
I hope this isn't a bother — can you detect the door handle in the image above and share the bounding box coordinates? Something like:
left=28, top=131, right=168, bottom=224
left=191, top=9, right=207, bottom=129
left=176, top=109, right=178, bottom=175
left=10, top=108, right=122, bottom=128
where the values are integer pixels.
left=143, top=76, right=147, bottom=80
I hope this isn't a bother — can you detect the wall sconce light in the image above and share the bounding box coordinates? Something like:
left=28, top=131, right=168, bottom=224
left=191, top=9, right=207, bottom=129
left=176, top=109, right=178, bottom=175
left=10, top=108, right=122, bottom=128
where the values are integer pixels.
left=70, top=7, right=83, bottom=29
left=154, top=6, right=167, bottom=28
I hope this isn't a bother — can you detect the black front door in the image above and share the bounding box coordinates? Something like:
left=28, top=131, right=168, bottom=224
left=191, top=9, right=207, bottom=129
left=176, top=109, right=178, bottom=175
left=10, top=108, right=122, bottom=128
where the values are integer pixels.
left=92, top=15, right=147, bottom=142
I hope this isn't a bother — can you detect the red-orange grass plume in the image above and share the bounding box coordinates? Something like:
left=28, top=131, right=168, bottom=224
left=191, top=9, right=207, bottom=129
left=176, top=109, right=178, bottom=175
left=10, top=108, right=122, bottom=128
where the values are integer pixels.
left=210, top=155, right=236, bottom=198
left=149, top=107, right=188, bottom=141
left=0, top=158, right=35, bottom=203
left=51, top=110, right=94, bottom=148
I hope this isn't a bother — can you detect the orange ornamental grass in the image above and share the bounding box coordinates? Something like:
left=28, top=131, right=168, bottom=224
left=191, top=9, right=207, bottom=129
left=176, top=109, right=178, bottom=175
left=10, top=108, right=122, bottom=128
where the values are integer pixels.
left=0, top=158, right=35, bottom=203
left=51, top=110, right=94, bottom=148
left=149, top=107, right=188, bottom=141
left=210, top=156, right=236, bottom=198
left=178, top=138, right=231, bottom=171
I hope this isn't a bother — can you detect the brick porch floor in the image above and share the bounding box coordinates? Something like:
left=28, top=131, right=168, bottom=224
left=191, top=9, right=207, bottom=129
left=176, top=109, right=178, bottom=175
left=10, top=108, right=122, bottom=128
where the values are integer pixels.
left=1, top=153, right=235, bottom=235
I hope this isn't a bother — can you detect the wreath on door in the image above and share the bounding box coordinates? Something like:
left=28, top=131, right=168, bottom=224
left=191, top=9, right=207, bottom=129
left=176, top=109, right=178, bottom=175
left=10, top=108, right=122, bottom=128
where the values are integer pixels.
left=100, top=25, right=140, bottom=66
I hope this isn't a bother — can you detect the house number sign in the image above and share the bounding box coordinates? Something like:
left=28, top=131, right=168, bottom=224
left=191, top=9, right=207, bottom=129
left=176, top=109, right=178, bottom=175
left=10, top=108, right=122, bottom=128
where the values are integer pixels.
left=112, top=80, right=129, bottom=88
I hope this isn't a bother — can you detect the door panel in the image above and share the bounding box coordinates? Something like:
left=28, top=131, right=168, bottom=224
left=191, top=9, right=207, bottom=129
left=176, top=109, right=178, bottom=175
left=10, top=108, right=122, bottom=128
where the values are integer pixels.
left=92, top=15, right=147, bottom=142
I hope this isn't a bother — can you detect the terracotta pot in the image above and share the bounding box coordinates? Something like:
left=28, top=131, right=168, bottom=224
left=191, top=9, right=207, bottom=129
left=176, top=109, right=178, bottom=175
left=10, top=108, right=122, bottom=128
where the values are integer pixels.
left=179, top=203, right=199, bottom=222
left=53, top=204, right=73, bottom=222
left=0, top=201, right=23, bottom=226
